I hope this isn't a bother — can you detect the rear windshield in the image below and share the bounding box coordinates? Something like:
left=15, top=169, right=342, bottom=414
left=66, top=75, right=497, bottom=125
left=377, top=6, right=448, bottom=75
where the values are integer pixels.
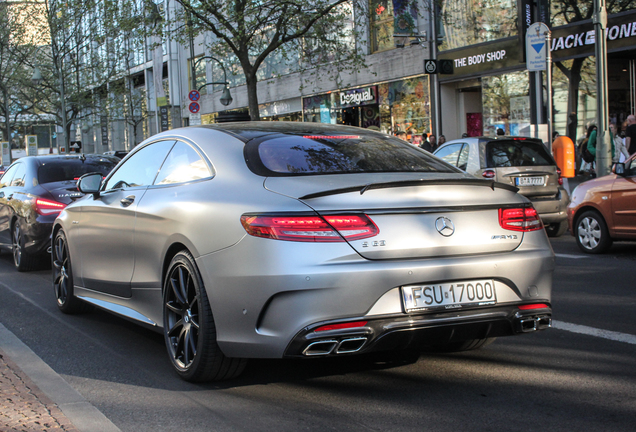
left=246, top=133, right=457, bottom=176
left=38, top=158, right=117, bottom=184
left=486, top=140, right=554, bottom=168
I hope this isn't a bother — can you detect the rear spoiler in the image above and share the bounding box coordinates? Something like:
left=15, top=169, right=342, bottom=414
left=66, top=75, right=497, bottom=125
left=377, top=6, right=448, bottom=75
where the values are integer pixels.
left=300, top=178, right=519, bottom=200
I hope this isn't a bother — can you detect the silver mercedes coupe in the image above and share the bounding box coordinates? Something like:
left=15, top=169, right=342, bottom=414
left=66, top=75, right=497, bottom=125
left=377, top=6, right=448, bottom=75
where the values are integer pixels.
left=52, top=122, right=554, bottom=382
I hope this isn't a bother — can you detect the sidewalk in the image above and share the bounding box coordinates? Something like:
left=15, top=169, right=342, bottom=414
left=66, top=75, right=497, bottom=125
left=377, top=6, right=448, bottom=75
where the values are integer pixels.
left=0, top=324, right=120, bottom=432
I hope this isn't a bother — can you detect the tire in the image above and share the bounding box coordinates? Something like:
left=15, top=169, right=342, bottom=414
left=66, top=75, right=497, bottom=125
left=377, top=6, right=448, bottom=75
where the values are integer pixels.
left=545, top=220, right=568, bottom=238
left=575, top=210, right=612, bottom=254
left=52, top=229, right=87, bottom=314
left=163, top=250, right=246, bottom=382
left=12, top=221, right=40, bottom=272
left=425, top=337, right=496, bottom=353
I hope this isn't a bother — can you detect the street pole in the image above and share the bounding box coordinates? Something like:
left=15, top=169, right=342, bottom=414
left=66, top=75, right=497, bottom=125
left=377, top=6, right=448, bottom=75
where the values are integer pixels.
left=545, top=30, right=553, bottom=153
left=2, top=83, right=11, bottom=162
left=594, top=0, right=611, bottom=177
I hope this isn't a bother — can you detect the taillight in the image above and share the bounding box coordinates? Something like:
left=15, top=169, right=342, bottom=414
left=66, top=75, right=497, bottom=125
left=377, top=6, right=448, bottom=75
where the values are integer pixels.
left=482, top=169, right=496, bottom=179
left=556, top=167, right=563, bottom=186
left=315, top=321, right=368, bottom=332
left=35, top=198, right=67, bottom=215
left=240, top=214, right=379, bottom=242
left=518, top=303, right=549, bottom=310
left=499, top=207, right=542, bottom=232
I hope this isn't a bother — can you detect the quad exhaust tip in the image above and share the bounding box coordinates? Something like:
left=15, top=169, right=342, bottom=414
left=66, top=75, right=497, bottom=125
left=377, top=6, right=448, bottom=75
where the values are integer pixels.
left=303, top=337, right=368, bottom=356
left=518, top=315, right=552, bottom=333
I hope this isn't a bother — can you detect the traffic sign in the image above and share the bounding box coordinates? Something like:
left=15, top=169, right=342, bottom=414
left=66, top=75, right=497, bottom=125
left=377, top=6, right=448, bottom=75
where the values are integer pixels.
left=526, top=22, right=550, bottom=72
left=189, top=102, right=200, bottom=114
left=424, top=59, right=437, bottom=74
left=189, top=90, right=200, bottom=102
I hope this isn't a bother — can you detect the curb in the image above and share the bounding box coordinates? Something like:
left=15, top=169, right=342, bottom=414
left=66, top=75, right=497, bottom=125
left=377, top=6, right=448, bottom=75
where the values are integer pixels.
left=0, top=323, right=121, bottom=432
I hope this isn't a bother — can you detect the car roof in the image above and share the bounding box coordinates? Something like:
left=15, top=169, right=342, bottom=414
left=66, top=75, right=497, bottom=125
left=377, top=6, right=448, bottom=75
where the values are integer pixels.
left=446, top=136, right=544, bottom=144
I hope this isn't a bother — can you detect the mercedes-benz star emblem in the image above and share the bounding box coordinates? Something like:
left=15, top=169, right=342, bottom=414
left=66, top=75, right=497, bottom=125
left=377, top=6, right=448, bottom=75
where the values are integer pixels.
left=435, top=217, right=455, bottom=237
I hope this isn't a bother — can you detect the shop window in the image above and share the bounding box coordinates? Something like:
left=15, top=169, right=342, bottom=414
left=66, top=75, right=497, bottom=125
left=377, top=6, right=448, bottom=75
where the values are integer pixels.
left=482, top=71, right=529, bottom=137
left=378, top=76, right=430, bottom=136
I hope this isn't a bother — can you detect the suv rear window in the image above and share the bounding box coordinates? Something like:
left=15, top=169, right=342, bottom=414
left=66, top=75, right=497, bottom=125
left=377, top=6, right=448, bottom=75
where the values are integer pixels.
left=486, top=140, right=554, bottom=168
left=38, top=158, right=117, bottom=184
left=246, top=133, right=457, bottom=176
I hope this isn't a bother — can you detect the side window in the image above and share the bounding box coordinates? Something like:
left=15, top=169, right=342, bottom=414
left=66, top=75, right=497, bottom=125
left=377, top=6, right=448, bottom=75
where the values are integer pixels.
left=434, top=144, right=463, bottom=167
left=154, top=141, right=212, bottom=185
left=10, top=163, right=26, bottom=187
left=457, top=144, right=470, bottom=171
left=0, top=164, right=19, bottom=188
left=104, top=141, right=175, bottom=191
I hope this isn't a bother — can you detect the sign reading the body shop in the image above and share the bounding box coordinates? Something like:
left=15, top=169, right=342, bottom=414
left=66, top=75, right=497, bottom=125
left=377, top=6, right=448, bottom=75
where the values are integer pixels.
left=437, top=38, right=520, bottom=80
left=337, top=86, right=377, bottom=108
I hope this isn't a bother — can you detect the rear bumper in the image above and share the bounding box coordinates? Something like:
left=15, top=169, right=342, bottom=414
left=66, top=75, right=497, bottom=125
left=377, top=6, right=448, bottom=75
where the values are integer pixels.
left=284, top=304, right=552, bottom=357
left=529, top=188, right=569, bottom=224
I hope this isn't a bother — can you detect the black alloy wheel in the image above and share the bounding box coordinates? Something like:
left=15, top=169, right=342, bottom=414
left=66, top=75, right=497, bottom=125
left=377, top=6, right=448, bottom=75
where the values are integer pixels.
left=12, top=222, right=38, bottom=272
left=575, top=210, right=612, bottom=254
left=163, top=250, right=246, bottom=382
left=52, top=229, right=86, bottom=313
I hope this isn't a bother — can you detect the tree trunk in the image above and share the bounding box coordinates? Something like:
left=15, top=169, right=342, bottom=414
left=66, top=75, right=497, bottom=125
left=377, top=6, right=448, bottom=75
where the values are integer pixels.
left=246, top=73, right=260, bottom=121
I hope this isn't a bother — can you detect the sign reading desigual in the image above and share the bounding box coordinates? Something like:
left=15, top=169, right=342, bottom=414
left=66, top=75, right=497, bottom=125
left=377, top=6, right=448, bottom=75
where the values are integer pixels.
left=337, top=86, right=377, bottom=108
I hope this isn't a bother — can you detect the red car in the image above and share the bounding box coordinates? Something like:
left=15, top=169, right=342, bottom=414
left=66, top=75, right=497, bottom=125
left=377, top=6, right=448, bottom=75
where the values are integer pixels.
left=567, top=154, right=636, bottom=253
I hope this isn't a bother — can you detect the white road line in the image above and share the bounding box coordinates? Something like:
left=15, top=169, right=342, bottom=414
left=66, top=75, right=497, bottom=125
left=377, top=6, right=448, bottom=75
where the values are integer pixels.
left=552, top=320, right=636, bottom=345
left=554, top=253, right=588, bottom=259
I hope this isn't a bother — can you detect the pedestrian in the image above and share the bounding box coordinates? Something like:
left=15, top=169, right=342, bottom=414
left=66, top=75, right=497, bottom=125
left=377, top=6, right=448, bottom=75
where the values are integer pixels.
left=461, top=132, right=468, bottom=138
left=419, top=133, right=433, bottom=152
left=496, top=128, right=504, bottom=136
left=585, top=124, right=598, bottom=177
left=624, top=115, right=636, bottom=155
left=578, top=124, right=595, bottom=175
left=395, top=130, right=407, bottom=141
left=411, top=133, right=422, bottom=146
left=438, top=135, right=446, bottom=146
left=610, top=122, right=630, bottom=163
left=429, top=134, right=437, bottom=151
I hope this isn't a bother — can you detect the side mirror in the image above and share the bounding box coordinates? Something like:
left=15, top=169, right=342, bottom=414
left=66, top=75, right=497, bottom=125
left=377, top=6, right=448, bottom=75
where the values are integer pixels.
left=77, top=172, right=102, bottom=196
left=614, top=163, right=626, bottom=176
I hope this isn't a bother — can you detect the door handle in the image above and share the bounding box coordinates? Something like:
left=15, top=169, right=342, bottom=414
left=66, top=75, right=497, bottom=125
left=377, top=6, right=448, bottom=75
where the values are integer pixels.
left=120, top=195, right=135, bottom=207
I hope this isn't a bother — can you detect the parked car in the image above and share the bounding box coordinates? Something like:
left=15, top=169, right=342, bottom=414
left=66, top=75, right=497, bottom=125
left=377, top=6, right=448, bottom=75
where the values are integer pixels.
left=0, top=154, right=119, bottom=271
left=567, top=154, right=636, bottom=253
left=52, top=123, right=554, bottom=382
left=433, top=136, right=570, bottom=237
left=103, top=150, right=129, bottom=160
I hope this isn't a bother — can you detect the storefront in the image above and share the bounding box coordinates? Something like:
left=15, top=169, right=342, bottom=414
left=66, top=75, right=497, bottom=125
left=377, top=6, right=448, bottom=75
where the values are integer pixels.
left=436, top=9, right=636, bottom=142
left=302, top=76, right=431, bottom=137
left=259, top=98, right=302, bottom=122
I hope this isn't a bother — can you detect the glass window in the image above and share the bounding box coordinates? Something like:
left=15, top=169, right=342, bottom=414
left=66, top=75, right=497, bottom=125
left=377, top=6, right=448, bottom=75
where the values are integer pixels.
left=154, top=141, right=212, bottom=185
left=482, top=72, right=530, bottom=137
left=0, top=164, right=19, bottom=188
left=38, top=158, right=118, bottom=184
left=369, top=0, right=394, bottom=53
left=10, top=163, right=26, bottom=187
left=434, top=143, right=463, bottom=166
left=437, top=0, right=518, bottom=51
left=248, top=133, right=457, bottom=176
left=104, top=140, right=175, bottom=190
left=486, top=140, right=554, bottom=168
left=458, top=144, right=470, bottom=170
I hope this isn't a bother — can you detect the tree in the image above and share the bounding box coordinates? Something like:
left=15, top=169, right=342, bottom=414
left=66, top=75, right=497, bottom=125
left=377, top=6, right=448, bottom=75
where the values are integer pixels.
left=22, top=0, right=132, bottom=150
left=552, top=0, right=636, bottom=142
left=0, top=0, right=40, bottom=150
left=171, top=0, right=368, bottom=121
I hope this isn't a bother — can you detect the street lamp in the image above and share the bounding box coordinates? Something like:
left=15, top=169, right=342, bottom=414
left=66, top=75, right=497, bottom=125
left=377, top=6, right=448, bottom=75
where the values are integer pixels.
left=192, top=56, right=233, bottom=107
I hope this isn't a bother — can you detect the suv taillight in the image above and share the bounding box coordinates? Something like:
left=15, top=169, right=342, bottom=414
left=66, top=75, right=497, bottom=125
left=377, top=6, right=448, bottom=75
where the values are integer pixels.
left=35, top=198, right=67, bottom=215
left=241, top=214, right=379, bottom=242
left=499, top=207, right=542, bottom=232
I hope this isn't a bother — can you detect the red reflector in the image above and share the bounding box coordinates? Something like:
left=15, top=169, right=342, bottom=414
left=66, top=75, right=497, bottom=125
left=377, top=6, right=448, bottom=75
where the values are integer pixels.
left=518, top=303, right=549, bottom=310
left=512, top=137, right=527, bottom=140
left=35, top=198, right=67, bottom=216
left=241, top=214, right=378, bottom=242
left=315, top=321, right=368, bottom=332
left=482, top=169, right=496, bottom=179
left=499, top=207, right=542, bottom=232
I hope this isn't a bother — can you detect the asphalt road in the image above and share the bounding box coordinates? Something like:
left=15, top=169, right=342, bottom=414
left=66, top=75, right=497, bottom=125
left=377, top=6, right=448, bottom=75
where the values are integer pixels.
left=0, top=234, right=635, bottom=432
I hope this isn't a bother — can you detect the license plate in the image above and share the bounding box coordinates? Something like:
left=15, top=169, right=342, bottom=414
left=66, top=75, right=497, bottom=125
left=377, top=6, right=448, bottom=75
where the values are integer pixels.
left=515, top=176, right=545, bottom=186
left=401, top=280, right=496, bottom=312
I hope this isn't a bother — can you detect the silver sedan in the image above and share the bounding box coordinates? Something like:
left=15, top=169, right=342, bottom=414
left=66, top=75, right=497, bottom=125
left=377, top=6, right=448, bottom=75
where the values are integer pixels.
left=52, top=122, right=554, bottom=382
